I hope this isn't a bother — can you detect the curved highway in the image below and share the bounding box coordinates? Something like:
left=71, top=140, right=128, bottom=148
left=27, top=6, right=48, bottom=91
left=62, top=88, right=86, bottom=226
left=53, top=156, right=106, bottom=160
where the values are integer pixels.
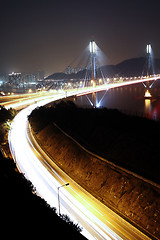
left=7, top=90, right=153, bottom=239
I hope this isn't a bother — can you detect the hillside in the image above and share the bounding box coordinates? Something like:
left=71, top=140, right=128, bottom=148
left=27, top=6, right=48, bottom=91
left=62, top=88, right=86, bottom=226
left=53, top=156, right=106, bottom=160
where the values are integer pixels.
left=46, top=57, right=160, bottom=80
left=29, top=101, right=160, bottom=184
left=28, top=101, right=160, bottom=239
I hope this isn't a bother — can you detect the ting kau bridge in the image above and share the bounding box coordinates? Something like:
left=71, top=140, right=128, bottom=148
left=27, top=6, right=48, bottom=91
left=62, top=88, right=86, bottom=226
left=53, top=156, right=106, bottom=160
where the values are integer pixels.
left=1, top=41, right=159, bottom=110
left=45, top=41, right=159, bottom=108
left=2, top=41, right=160, bottom=240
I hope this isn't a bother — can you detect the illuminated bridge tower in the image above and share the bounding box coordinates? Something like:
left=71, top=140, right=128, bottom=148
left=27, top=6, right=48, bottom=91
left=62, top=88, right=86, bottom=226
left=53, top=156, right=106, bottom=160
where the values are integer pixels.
left=146, top=44, right=152, bottom=78
left=90, top=40, right=97, bottom=107
left=90, top=40, right=96, bottom=87
left=144, top=44, right=152, bottom=98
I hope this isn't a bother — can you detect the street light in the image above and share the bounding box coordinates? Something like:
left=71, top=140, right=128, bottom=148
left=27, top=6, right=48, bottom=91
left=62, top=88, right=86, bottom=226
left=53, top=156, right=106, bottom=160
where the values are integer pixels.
left=58, top=183, right=69, bottom=215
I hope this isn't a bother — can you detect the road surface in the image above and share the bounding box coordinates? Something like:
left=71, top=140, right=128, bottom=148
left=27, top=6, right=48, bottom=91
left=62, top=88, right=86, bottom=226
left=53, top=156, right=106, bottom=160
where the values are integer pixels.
left=8, top=96, right=152, bottom=239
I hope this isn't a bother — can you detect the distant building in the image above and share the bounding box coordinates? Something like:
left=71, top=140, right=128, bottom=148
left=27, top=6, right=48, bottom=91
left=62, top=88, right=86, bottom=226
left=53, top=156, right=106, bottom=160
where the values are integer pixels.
left=65, top=66, right=85, bottom=74
left=23, top=73, right=36, bottom=83
left=8, top=72, right=22, bottom=85
left=71, top=68, right=77, bottom=74
left=65, top=66, right=71, bottom=74
left=35, top=71, right=45, bottom=81
left=0, top=73, right=8, bottom=83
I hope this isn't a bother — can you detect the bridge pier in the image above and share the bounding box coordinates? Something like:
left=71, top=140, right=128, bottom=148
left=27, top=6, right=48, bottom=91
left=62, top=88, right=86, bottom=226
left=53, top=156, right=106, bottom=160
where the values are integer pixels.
left=92, top=92, right=97, bottom=108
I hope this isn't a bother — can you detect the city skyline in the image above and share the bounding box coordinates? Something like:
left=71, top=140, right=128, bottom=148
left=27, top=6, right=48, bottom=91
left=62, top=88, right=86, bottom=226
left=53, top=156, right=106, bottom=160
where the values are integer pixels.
left=1, top=0, right=160, bottom=75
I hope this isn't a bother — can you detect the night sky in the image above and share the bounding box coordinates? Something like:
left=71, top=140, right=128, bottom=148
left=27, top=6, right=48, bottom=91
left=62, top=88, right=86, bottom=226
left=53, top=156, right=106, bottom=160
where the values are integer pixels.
left=1, top=0, right=160, bottom=75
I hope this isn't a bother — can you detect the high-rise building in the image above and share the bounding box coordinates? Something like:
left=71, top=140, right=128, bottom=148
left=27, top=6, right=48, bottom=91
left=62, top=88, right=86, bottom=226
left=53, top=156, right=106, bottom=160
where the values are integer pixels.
left=8, top=72, right=22, bottom=85
left=65, top=66, right=71, bottom=74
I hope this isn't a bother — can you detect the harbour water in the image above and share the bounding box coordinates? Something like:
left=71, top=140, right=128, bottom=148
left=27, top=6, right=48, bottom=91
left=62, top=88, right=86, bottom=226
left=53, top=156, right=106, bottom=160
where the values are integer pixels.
left=75, top=80, right=160, bottom=121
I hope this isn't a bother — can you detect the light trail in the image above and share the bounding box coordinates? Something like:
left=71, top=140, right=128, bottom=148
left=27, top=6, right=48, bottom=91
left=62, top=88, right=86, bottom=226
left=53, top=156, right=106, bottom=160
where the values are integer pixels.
left=1, top=76, right=159, bottom=110
left=2, top=91, right=65, bottom=110
left=6, top=84, right=155, bottom=239
left=8, top=103, right=152, bottom=239
left=76, top=76, right=158, bottom=97
left=8, top=101, right=120, bottom=240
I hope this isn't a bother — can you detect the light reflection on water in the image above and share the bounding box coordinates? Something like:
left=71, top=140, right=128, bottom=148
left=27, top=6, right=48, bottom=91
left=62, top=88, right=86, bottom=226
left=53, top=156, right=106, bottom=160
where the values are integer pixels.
left=75, top=80, right=160, bottom=121
left=145, top=99, right=151, bottom=113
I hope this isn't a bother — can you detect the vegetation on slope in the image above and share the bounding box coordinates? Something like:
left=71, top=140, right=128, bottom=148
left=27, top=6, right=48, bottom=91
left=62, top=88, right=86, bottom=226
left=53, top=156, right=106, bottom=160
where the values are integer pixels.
left=28, top=101, right=160, bottom=239
left=0, top=105, right=17, bottom=143
left=29, top=100, right=160, bottom=184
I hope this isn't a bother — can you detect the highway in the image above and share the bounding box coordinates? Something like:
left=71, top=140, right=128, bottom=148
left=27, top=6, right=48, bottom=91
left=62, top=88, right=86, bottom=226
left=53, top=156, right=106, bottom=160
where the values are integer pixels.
left=5, top=84, right=155, bottom=240
left=1, top=75, right=158, bottom=110
left=8, top=102, right=152, bottom=240
left=1, top=90, right=66, bottom=110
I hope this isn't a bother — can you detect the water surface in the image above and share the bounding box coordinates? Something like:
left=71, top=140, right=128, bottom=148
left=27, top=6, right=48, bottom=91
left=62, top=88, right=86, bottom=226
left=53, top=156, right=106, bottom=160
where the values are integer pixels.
left=75, top=80, right=160, bottom=121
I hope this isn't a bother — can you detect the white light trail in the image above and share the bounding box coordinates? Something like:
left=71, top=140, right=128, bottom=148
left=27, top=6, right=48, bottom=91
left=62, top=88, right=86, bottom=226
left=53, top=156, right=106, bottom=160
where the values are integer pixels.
left=8, top=104, right=123, bottom=240
left=6, top=80, right=155, bottom=240
left=76, top=76, right=158, bottom=97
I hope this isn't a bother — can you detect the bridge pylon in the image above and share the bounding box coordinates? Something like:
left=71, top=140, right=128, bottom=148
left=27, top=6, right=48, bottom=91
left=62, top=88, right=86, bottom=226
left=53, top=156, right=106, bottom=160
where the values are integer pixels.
left=90, top=40, right=96, bottom=84
left=90, top=40, right=97, bottom=107
left=144, top=44, right=152, bottom=98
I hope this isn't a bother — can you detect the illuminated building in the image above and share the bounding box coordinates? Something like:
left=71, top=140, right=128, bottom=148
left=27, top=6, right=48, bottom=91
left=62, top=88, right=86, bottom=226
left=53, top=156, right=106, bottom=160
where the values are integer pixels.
left=8, top=72, right=22, bottom=85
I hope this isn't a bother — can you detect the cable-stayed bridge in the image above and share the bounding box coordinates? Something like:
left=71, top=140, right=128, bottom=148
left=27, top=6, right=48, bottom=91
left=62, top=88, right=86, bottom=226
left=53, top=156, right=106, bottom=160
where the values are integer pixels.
left=45, top=41, right=159, bottom=107
left=75, top=75, right=158, bottom=107
left=2, top=41, right=160, bottom=240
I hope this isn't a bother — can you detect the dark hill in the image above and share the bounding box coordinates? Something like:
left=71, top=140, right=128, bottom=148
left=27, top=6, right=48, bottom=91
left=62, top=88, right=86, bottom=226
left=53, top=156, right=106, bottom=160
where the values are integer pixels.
left=46, top=57, right=160, bottom=80
left=116, top=57, right=145, bottom=77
